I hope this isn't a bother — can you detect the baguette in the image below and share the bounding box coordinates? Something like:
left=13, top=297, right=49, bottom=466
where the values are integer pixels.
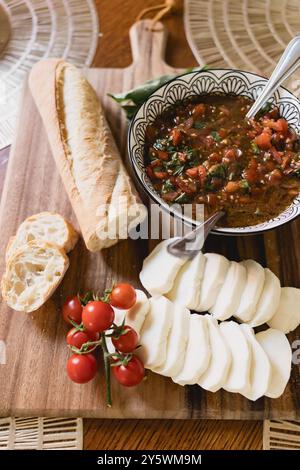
left=5, top=212, right=78, bottom=262
left=29, top=59, right=147, bottom=252
left=1, top=241, right=69, bottom=313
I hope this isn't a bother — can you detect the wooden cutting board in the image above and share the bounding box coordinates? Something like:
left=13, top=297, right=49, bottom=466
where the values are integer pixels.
left=0, top=20, right=299, bottom=419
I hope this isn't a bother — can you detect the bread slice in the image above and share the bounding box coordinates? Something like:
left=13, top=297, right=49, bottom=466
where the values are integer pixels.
left=1, top=241, right=69, bottom=313
left=5, top=212, right=78, bottom=262
left=29, top=59, right=147, bottom=252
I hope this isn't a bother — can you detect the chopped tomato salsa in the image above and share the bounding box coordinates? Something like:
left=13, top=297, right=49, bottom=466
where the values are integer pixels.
left=144, top=95, right=300, bottom=227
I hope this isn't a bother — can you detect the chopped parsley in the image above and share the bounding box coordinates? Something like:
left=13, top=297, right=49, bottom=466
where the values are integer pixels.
left=211, top=131, right=222, bottom=143
left=162, top=179, right=175, bottom=193
left=239, top=179, right=251, bottom=192
left=251, top=142, right=260, bottom=155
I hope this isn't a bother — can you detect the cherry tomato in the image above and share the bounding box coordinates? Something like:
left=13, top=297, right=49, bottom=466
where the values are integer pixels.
left=112, top=355, right=145, bottom=387
left=112, top=326, right=139, bottom=353
left=110, top=284, right=137, bottom=310
left=82, top=301, right=114, bottom=333
left=66, top=328, right=99, bottom=350
left=62, top=296, right=83, bottom=324
left=67, top=354, right=97, bottom=384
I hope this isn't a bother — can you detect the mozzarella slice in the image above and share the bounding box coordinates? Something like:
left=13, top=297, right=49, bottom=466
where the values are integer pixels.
left=137, top=296, right=172, bottom=369
left=256, top=328, right=292, bottom=399
left=139, top=238, right=187, bottom=296
left=173, top=314, right=210, bottom=385
left=234, top=260, right=265, bottom=322
left=198, top=315, right=231, bottom=392
left=198, top=253, right=230, bottom=312
left=166, top=252, right=206, bottom=311
left=154, top=303, right=190, bottom=377
left=249, top=268, right=281, bottom=327
left=219, top=321, right=251, bottom=393
left=209, top=261, right=247, bottom=321
left=239, top=324, right=271, bottom=401
left=267, top=287, right=300, bottom=333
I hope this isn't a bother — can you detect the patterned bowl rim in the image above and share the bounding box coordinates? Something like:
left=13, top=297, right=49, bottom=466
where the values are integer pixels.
left=127, top=68, right=300, bottom=235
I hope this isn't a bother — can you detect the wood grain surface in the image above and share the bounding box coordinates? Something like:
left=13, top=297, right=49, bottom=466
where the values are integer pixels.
left=4, top=0, right=298, bottom=449
left=0, top=18, right=299, bottom=422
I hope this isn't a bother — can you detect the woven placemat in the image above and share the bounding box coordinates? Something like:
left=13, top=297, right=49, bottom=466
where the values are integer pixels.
left=0, top=0, right=100, bottom=150
left=263, top=420, right=300, bottom=450
left=0, top=417, right=83, bottom=450
left=184, top=0, right=300, bottom=94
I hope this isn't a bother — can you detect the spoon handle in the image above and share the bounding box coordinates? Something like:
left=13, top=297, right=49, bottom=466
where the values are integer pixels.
left=167, top=211, right=225, bottom=259
left=246, top=36, right=300, bottom=120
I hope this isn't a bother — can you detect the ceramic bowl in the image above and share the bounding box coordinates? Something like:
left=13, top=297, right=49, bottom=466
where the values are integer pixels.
left=128, top=69, right=300, bottom=234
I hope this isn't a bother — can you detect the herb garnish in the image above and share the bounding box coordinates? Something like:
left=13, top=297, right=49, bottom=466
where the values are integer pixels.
left=211, top=131, right=222, bottom=143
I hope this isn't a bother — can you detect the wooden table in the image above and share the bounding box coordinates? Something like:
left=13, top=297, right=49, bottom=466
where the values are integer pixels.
left=0, top=0, right=263, bottom=450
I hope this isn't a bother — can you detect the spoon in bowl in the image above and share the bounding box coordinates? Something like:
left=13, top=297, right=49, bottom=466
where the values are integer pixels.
left=246, top=36, right=300, bottom=120
left=167, top=211, right=224, bottom=259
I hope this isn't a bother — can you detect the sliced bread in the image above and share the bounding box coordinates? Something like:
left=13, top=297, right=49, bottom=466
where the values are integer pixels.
left=5, top=212, right=78, bottom=262
left=1, top=241, right=69, bottom=313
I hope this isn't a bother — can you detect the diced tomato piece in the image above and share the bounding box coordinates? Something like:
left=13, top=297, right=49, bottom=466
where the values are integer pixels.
left=153, top=170, right=168, bottom=180
left=263, top=118, right=288, bottom=135
left=267, top=169, right=282, bottom=186
left=255, top=132, right=272, bottom=150
left=175, top=176, right=197, bottom=194
left=224, top=181, right=240, bottom=193
left=150, top=158, right=161, bottom=167
left=162, top=191, right=180, bottom=202
left=198, top=165, right=207, bottom=185
left=243, top=168, right=259, bottom=184
left=146, top=166, right=155, bottom=179
left=224, top=148, right=237, bottom=161
left=208, top=152, right=222, bottom=163
left=270, top=146, right=283, bottom=164
left=218, top=129, right=227, bottom=138
left=186, top=167, right=199, bottom=178
left=156, top=150, right=169, bottom=160
left=171, top=129, right=182, bottom=146
left=192, top=103, right=206, bottom=119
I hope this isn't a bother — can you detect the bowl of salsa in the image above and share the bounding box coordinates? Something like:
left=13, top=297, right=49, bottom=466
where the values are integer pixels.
left=128, top=69, right=300, bottom=234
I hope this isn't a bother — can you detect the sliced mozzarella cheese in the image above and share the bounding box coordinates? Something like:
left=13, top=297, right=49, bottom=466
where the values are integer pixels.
left=139, top=238, right=187, bottom=296
left=267, top=287, right=300, bottom=333
left=234, top=260, right=265, bottom=322
left=198, top=315, right=231, bottom=392
left=198, top=253, right=230, bottom=312
left=249, top=268, right=281, bottom=327
left=154, top=303, right=190, bottom=377
left=172, top=314, right=210, bottom=385
left=166, top=252, right=206, bottom=311
left=256, top=328, right=292, bottom=399
left=137, top=296, right=172, bottom=369
left=219, top=321, right=251, bottom=393
left=239, top=324, right=271, bottom=401
left=209, top=261, right=247, bottom=321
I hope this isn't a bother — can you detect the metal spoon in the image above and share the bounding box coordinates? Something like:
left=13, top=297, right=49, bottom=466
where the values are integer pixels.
left=246, top=36, right=300, bottom=120
left=167, top=211, right=224, bottom=259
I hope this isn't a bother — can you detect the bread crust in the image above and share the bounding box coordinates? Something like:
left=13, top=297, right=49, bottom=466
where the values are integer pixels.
left=29, top=59, right=147, bottom=252
left=1, top=241, right=69, bottom=313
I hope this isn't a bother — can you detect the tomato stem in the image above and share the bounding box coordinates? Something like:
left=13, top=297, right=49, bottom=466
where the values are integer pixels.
left=101, top=332, right=112, bottom=407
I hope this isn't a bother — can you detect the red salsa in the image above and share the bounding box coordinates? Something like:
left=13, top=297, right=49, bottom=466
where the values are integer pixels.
left=144, top=95, right=300, bottom=227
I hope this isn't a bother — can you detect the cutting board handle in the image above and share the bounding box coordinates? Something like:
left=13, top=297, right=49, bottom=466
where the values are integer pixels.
left=129, top=20, right=171, bottom=72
